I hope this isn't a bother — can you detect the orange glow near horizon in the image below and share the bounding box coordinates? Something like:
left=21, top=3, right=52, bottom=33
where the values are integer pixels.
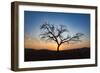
left=24, top=37, right=90, bottom=51
left=24, top=11, right=90, bottom=51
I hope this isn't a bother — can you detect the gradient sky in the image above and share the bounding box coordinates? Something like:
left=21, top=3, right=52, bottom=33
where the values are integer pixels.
left=24, top=11, right=90, bottom=51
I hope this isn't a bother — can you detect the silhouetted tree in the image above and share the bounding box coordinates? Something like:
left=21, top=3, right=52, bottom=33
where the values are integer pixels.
left=40, top=22, right=84, bottom=52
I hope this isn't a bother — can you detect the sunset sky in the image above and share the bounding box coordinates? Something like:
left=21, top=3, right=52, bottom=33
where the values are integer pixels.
left=24, top=11, right=90, bottom=51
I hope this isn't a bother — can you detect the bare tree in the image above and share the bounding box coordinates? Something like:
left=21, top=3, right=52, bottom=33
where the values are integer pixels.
left=40, top=22, right=84, bottom=52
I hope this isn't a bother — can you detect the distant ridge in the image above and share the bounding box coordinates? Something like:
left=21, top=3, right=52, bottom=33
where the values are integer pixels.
left=24, top=48, right=90, bottom=61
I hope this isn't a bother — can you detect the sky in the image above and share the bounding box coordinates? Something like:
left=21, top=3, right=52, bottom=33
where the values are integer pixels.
left=24, top=11, right=90, bottom=51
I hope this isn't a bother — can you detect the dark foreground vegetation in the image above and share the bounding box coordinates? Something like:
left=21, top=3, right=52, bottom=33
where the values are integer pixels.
left=24, top=48, right=90, bottom=61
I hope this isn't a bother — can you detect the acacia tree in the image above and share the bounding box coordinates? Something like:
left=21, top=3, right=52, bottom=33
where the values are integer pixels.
left=40, top=22, right=84, bottom=52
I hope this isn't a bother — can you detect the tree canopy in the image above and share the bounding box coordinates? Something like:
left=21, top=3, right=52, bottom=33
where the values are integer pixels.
left=40, top=22, right=84, bottom=52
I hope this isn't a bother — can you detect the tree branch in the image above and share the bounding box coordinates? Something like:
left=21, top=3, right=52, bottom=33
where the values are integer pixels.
left=40, top=22, right=84, bottom=51
left=40, top=23, right=59, bottom=45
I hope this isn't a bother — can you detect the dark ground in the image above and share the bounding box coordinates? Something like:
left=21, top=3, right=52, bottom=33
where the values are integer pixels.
left=24, top=48, right=90, bottom=61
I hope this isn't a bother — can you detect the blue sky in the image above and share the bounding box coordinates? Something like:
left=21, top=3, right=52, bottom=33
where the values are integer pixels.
left=24, top=11, right=90, bottom=36
left=24, top=11, right=90, bottom=50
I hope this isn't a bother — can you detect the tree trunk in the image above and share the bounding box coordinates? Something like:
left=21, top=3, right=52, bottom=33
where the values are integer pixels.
left=57, top=45, right=60, bottom=52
